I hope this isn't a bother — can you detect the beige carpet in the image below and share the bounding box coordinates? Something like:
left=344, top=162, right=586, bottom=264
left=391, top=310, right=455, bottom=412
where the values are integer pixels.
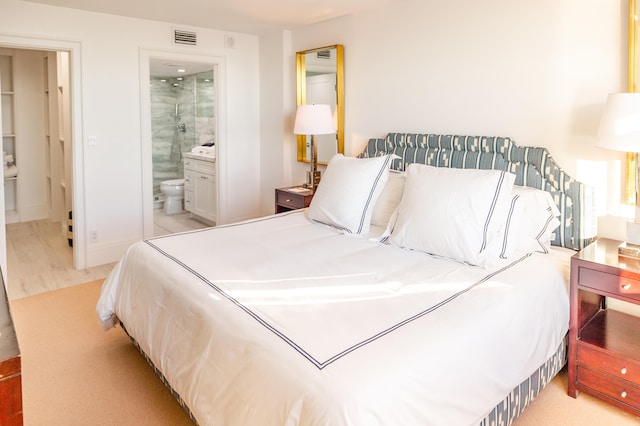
left=10, top=280, right=193, bottom=425
left=8, top=280, right=640, bottom=425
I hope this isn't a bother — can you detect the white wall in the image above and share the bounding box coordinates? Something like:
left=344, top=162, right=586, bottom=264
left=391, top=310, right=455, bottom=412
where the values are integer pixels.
left=266, top=0, right=629, bottom=239
left=13, top=50, right=49, bottom=222
left=0, top=0, right=631, bottom=274
left=258, top=30, right=295, bottom=214
left=0, top=0, right=261, bottom=268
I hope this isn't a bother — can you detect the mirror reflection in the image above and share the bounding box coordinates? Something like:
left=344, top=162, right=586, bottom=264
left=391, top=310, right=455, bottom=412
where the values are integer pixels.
left=296, top=45, right=344, bottom=164
left=196, top=70, right=215, bottom=118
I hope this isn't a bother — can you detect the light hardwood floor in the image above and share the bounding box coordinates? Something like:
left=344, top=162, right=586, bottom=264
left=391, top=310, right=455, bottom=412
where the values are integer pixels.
left=153, top=209, right=211, bottom=236
left=6, top=211, right=209, bottom=300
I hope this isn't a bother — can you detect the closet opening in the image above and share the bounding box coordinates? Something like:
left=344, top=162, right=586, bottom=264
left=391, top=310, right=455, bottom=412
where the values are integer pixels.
left=0, top=36, right=94, bottom=299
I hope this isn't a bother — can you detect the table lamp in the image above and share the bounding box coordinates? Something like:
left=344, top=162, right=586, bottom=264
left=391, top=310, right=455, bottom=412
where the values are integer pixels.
left=596, top=92, right=640, bottom=253
left=293, top=104, right=336, bottom=192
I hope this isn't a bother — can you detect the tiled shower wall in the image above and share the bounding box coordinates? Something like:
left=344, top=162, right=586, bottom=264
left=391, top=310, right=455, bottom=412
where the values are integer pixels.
left=150, top=72, right=215, bottom=198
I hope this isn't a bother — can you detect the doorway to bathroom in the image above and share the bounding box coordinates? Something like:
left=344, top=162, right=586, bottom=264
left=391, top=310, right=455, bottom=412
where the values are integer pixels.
left=140, top=50, right=225, bottom=238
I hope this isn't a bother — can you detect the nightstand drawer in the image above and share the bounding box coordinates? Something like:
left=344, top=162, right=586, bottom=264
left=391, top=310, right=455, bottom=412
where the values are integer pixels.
left=578, top=267, right=640, bottom=301
left=276, top=191, right=305, bottom=209
left=578, top=365, right=640, bottom=407
left=275, top=187, right=313, bottom=213
left=578, top=344, right=640, bottom=384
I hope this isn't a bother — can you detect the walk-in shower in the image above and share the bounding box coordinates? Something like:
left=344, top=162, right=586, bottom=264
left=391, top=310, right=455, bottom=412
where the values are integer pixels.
left=149, top=69, right=215, bottom=207
left=169, top=103, right=187, bottom=163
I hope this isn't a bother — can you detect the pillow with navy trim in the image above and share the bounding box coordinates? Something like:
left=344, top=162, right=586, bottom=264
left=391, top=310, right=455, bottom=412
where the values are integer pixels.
left=370, top=170, right=406, bottom=228
left=307, top=154, right=393, bottom=234
left=389, top=163, right=515, bottom=267
left=498, top=185, right=561, bottom=258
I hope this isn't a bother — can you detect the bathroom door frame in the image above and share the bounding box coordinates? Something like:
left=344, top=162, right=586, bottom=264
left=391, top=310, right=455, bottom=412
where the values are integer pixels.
left=0, top=35, right=84, bottom=283
left=139, top=48, right=226, bottom=238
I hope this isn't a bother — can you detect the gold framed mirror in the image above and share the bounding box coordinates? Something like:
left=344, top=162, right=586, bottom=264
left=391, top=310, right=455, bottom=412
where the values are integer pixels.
left=296, top=45, right=344, bottom=164
left=631, top=0, right=638, bottom=93
left=628, top=1, right=639, bottom=203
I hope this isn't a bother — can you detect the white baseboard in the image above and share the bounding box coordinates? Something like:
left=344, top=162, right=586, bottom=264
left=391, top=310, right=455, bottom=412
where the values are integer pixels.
left=85, top=238, right=138, bottom=269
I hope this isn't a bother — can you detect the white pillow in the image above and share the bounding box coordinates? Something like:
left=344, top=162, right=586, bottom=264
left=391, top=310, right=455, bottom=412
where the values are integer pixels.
left=370, top=170, right=406, bottom=228
left=498, top=185, right=561, bottom=257
left=307, top=154, right=393, bottom=234
left=389, top=164, right=515, bottom=267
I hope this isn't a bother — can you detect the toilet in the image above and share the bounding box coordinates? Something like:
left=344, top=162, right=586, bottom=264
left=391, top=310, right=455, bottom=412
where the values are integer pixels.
left=160, top=179, right=185, bottom=215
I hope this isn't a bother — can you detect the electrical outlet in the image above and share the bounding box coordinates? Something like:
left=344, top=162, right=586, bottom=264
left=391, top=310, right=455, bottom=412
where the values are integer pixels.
left=90, top=230, right=98, bottom=242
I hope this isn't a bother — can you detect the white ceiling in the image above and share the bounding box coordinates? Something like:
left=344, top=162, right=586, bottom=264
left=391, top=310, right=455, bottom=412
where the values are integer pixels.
left=149, top=58, right=216, bottom=77
left=23, top=0, right=397, bottom=34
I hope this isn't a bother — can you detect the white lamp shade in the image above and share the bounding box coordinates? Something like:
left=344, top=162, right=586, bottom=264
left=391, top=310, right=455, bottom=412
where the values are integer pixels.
left=597, top=93, right=640, bottom=152
left=293, top=104, right=336, bottom=135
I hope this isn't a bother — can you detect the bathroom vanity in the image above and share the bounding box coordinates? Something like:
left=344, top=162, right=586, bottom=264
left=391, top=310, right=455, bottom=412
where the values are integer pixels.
left=184, top=153, right=217, bottom=223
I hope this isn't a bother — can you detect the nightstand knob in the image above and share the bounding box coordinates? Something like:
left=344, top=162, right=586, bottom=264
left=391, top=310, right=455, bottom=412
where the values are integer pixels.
left=622, top=391, right=628, bottom=399
left=285, top=198, right=291, bottom=202
left=622, top=367, right=628, bottom=375
left=622, top=283, right=632, bottom=291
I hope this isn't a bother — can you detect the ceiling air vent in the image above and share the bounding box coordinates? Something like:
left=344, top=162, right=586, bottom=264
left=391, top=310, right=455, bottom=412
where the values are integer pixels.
left=316, top=50, right=332, bottom=60
left=173, top=29, right=197, bottom=46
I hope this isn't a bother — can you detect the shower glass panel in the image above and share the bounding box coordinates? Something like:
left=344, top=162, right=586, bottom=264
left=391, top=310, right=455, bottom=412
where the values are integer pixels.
left=150, top=70, right=215, bottom=202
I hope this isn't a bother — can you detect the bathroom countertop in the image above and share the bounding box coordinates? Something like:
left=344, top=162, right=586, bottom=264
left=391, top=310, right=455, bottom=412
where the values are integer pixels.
left=183, top=152, right=216, bottom=162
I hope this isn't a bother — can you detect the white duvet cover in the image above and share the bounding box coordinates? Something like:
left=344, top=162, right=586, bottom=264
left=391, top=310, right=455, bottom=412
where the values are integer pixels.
left=97, top=210, right=572, bottom=426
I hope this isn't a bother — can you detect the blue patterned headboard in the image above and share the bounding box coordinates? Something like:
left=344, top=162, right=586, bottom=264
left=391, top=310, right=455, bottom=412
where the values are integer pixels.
left=358, top=133, right=597, bottom=250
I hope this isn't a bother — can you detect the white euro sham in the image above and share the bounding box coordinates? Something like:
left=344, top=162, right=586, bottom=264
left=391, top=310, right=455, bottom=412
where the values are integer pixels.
left=389, top=164, right=515, bottom=267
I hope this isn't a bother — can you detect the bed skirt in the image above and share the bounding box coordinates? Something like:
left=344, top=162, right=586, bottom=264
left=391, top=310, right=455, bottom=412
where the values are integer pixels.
left=121, top=320, right=566, bottom=426
left=120, top=322, right=198, bottom=423
left=479, top=335, right=567, bottom=426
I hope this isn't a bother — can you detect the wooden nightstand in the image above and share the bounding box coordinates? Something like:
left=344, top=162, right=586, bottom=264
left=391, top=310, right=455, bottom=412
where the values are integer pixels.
left=568, top=238, right=640, bottom=417
left=275, top=186, right=313, bottom=213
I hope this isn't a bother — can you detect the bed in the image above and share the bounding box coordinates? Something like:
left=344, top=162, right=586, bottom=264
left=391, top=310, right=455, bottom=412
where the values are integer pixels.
left=97, top=133, right=597, bottom=425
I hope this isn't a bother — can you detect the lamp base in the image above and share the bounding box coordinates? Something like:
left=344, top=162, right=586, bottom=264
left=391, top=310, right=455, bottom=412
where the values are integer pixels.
left=618, top=221, right=640, bottom=259
left=618, top=241, right=640, bottom=259
left=627, top=221, right=640, bottom=245
left=304, top=170, right=321, bottom=191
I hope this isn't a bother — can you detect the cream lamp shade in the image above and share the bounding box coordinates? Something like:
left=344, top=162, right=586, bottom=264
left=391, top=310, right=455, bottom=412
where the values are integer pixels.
left=597, top=93, right=640, bottom=250
left=596, top=93, right=640, bottom=152
left=293, top=104, right=335, bottom=136
left=293, top=104, right=336, bottom=192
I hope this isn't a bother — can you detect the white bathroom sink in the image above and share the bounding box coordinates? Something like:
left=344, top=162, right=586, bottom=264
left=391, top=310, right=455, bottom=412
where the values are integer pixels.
left=183, top=152, right=215, bottom=161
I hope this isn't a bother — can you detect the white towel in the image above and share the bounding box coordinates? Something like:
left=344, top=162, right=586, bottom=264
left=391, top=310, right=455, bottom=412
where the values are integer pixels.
left=4, top=164, right=17, bottom=178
